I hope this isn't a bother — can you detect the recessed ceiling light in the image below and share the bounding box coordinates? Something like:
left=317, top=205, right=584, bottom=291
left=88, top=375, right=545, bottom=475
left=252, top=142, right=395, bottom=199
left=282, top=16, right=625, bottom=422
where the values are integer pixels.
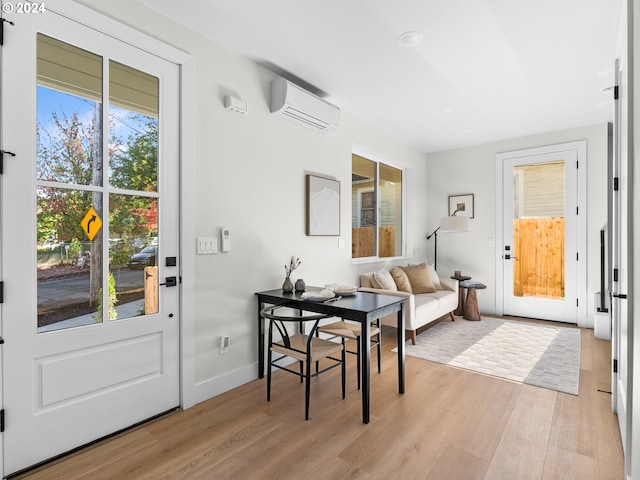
left=397, top=31, right=423, bottom=48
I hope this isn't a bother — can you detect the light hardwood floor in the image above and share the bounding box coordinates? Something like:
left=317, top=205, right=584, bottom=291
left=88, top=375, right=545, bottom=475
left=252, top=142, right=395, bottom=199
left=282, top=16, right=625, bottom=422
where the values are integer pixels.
left=15, top=317, right=624, bottom=479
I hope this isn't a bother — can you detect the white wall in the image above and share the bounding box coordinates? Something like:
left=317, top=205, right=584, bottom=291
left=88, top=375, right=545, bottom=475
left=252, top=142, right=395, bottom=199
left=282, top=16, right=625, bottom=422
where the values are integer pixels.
left=79, top=0, right=428, bottom=402
left=426, top=124, right=609, bottom=322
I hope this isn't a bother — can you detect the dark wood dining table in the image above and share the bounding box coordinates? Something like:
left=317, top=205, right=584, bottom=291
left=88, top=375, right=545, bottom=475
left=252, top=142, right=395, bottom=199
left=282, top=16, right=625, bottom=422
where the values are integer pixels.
left=255, top=287, right=407, bottom=424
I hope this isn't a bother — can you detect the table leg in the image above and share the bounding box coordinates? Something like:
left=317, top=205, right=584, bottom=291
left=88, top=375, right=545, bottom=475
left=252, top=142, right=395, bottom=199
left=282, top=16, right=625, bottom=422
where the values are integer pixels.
left=258, top=300, right=265, bottom=378
left=361, top=319, right=371, bottom=424
left=463, top=289, right=481, bottom=321
left=397, top=305, right=405, bottom=394
left=454, top=286, right=466, bottom=316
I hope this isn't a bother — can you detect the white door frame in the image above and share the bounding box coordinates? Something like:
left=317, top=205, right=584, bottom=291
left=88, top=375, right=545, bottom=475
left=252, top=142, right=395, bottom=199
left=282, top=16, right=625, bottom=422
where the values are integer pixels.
left=494, top=141, right=587, bottom=326
left=0, top=2, right=195, bottom=474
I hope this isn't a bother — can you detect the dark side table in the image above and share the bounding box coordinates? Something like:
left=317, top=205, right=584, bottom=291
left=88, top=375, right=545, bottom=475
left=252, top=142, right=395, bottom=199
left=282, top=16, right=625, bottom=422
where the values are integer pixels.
left=451, top=275, right=471, bottom=316
left=459, top=281, right=486, bottom=321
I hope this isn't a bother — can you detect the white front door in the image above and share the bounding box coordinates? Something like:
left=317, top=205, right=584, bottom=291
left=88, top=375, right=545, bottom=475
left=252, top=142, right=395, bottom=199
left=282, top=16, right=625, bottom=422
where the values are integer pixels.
left=497, top=142, right=585, bottom=323
left=1, top=9, right=180, bottom=476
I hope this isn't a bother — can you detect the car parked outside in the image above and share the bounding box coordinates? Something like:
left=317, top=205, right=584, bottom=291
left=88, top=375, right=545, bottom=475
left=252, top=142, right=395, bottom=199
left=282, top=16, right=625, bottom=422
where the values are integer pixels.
left=127, top=245, right=157, bottom=269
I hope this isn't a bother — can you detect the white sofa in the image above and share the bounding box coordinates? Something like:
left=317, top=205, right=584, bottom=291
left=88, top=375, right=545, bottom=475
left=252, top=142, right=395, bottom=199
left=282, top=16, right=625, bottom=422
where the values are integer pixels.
left=358, top=267, right=459, bottom=345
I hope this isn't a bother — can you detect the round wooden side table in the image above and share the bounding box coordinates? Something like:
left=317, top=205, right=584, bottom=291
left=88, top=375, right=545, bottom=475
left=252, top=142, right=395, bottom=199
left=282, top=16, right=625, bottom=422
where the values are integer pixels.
left=459, top=281, right=486, bottom=321
left=451, top=275, right=471, bottom=316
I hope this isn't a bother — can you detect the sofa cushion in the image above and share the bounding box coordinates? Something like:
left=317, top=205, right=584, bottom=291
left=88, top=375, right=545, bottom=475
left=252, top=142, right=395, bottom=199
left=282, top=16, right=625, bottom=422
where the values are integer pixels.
left=427, top=264, right=442, bottom=289
left=414, top=294, right=441, bottom=314
left=390, top=267, right=412, bottom=292
left=400, top=263, right=436, bottom=294
left=373, top=266, right=397, bottom=291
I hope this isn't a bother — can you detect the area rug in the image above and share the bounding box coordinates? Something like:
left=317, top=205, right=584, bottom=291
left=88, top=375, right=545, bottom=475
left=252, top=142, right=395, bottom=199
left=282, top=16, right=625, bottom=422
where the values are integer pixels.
left=394, top=317, right=580, bottom=395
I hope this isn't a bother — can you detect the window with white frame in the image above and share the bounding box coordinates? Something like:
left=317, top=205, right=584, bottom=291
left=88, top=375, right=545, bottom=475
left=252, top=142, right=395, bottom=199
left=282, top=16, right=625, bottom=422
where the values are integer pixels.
left=352, top=152, right=404, bottom=259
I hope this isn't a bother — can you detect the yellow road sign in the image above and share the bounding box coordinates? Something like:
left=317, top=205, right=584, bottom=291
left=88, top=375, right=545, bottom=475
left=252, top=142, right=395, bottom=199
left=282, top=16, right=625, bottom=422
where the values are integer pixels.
left=81, top=206, right=102, bottom=241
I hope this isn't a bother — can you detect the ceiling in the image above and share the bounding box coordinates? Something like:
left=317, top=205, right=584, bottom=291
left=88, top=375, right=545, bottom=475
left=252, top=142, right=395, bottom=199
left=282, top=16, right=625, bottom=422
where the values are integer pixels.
left=141, top=0, right=623, bottom=154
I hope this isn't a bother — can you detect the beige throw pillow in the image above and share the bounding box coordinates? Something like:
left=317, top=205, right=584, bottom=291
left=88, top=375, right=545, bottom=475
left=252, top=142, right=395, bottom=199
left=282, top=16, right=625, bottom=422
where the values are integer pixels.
left=373, top=266, right=397, bottom=291
left=426, top=263, right=442, bottom=289
left=390, top=267, right=412, bottom=293
left=400, top=263, right=436, bottom=293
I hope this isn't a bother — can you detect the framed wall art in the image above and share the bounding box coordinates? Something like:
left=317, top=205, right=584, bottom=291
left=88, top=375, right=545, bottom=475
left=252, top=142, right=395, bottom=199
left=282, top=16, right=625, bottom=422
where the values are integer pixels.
left=449, top=193, right=474, bottom=218
left=306, top=174, right=340, bottom=236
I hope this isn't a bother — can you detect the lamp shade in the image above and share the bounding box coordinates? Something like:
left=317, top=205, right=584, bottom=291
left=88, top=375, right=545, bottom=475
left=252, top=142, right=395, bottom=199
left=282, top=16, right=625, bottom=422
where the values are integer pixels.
left=439, top=215, right=469, bottom=233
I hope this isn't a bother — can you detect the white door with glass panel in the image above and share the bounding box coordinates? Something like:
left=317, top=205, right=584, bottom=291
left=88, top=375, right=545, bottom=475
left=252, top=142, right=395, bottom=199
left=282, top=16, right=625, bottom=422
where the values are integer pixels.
left=1, top=10, right=180, bottom=475
left=499, top=146, right=580, bottom=323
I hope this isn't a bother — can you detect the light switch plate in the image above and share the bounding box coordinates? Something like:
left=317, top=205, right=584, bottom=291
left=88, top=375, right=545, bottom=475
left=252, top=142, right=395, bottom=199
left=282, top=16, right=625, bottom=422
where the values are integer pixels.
left=197, top=237, right=218, bottom=254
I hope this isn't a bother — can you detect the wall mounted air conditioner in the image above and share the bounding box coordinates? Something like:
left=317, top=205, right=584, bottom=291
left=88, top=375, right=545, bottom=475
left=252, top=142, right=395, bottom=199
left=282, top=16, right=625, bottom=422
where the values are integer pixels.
left=270, top=77, right=340, bottom=133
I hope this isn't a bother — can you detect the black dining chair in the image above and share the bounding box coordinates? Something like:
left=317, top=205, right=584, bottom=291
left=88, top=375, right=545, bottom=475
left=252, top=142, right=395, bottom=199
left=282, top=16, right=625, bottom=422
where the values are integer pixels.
left=261, top=306, right=346, bottom=420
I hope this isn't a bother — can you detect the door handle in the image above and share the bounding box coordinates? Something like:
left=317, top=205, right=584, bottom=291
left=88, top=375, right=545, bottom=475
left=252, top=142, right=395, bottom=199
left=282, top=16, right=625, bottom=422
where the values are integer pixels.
left=504, top=254, right=518, bottom=260
left=159, top=276, right=177, bottom=287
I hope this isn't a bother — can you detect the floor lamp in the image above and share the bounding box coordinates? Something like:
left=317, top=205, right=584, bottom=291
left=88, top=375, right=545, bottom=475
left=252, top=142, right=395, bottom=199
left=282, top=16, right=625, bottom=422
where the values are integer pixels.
left=426, top=210, right=469, bottom=270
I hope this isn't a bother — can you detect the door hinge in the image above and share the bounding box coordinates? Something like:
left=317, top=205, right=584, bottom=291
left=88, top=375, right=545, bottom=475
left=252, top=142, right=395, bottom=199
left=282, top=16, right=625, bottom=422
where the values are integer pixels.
left=576, top=298, right=579, bottom=307
left=0, top=280, right=4, bottom=303
left=614, top=359, right=618, bottom=373
left=0, top=17, right=15, bottom=46
left=576, top=206, right=579, bottom=215
left=614, top=268, right=619, bottom=282
left=576, top=160, right=579, bottom=169
left=576, top=252, right=579, bottom=261
left=0, top=150, right=16, bottom=175
left=614, top=85, right=619, bottom=100
left=614, top=177, right=619, bottom=191
left=1, top=409, right=5, bottom=432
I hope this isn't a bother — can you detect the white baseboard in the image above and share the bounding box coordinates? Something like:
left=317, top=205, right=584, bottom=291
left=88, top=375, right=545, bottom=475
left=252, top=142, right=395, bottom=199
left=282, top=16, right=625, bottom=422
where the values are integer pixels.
left=193, top=363, right=259, bottom=405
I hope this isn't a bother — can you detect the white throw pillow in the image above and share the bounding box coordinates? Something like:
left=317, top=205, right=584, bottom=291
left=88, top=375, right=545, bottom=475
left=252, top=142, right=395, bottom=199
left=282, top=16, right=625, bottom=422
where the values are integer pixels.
left=373, top=266, right=398, bottom=291
left=427, top=263, right=442, bottom=289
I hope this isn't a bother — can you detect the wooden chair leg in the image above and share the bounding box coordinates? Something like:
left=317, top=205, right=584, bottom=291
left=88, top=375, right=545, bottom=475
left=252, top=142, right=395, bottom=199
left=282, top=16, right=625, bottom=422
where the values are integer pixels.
left=411, top=330, right=417, bottom=345
left=449, top=311, right=455, bottom=321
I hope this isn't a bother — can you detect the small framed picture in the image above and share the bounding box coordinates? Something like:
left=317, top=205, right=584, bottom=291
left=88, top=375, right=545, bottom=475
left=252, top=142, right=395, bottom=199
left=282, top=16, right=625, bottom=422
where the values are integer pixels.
left=449, top=194, right=474, bottom=218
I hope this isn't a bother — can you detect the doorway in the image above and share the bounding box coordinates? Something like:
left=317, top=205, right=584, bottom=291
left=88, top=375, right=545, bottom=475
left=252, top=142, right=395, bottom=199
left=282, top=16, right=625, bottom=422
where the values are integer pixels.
left=495, top=142, right=587, bottom=324
left=1, top=8, right=182, bottom=476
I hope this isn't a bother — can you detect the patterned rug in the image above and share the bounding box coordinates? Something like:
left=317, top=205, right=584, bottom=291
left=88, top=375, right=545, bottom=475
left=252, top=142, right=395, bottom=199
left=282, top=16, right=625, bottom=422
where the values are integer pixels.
left=394, top=317, right=580, bottom=395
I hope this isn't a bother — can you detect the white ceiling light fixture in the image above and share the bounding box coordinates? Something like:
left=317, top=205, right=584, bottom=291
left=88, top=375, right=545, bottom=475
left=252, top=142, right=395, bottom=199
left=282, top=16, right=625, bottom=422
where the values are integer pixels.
left=397, top=31, right=423, bottom=48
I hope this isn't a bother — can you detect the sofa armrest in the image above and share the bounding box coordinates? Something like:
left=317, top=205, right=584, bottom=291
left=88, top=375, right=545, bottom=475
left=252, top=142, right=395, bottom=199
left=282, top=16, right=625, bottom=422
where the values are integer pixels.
left=439, top=277, right=459, bottom=294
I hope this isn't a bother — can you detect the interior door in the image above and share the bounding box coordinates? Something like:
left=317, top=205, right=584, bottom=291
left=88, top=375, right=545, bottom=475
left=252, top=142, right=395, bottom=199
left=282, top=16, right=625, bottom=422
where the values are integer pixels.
left=500, top=147, right=579, bottom=323
left=1, top=9, right=180, bottom=475
left=611, top=55, right=629, bottom=458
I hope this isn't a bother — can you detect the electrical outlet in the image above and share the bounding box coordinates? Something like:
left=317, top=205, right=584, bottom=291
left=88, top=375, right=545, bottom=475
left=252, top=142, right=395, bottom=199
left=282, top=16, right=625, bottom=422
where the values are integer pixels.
left=219, top=335, right=230, bottom=354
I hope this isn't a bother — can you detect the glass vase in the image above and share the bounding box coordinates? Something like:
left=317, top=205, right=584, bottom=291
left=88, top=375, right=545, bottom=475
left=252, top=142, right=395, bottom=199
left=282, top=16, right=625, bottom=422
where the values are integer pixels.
left=282, top=275, right=294, bottom=293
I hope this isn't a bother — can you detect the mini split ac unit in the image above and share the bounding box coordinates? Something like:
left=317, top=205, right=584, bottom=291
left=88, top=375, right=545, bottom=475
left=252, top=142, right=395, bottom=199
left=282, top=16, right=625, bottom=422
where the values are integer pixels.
left=270, top=77, right=340, bottom=133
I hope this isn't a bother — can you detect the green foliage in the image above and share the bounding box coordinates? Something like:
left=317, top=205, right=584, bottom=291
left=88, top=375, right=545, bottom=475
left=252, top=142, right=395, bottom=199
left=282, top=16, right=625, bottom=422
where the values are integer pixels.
left=94, top=272, right=118, bottom=322
left=109, top=238, right=133, bottom=269
left=68, top=238, right=82, bottom=261
left=36, top=93, right=159, bottom=245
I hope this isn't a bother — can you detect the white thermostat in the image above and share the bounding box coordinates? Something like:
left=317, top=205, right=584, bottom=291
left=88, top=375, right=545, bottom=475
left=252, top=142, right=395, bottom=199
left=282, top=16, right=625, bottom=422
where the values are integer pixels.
left=221, top=227, right=231, bottom=252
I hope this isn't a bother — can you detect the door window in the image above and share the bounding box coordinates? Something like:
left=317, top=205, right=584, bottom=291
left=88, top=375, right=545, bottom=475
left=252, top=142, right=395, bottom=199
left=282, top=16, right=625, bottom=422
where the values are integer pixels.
left=36, top=34, right=160, bottom=332
left=512, top=161, right=565, bottom=300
